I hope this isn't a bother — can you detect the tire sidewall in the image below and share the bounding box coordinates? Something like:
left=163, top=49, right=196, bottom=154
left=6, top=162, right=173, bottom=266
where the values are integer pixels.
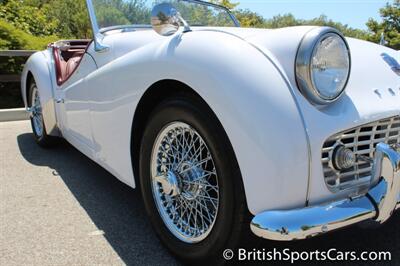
left=28, top=80, right=57, bottom=148
left=139, top=97, right=243, bottom=263
left=29, top=82, right=45, bottom=141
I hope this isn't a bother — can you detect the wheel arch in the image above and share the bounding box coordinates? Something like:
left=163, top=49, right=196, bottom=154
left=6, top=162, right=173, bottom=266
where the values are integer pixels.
left=21, top=51, right=59, bottom=136
left=25, top=71, right=34, bottom=107
left=130, top=80, right=246, bottom=202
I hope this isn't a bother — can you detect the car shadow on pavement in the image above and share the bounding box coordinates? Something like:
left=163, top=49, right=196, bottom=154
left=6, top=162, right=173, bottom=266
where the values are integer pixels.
left=17, top=133, right=399, bottom=266
left=17, top=133, right=181, bottom=266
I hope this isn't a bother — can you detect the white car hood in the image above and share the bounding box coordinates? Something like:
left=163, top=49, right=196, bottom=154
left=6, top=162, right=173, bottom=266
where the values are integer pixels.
left=212, top=25, right=400, bottom=113
left=212, top=26, right=400, bottom=99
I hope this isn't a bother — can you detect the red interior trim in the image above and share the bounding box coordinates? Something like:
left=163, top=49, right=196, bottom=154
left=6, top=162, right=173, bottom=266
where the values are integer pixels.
left=53, top=47, right=64, bottom=86
left=52, top=40, right=93, bottom=86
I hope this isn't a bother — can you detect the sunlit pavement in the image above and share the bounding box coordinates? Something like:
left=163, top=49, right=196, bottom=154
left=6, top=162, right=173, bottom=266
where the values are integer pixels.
left=0, top=120, right=399, bottom=266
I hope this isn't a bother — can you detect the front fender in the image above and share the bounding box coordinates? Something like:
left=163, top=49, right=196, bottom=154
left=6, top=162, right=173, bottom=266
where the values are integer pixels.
left=87, top=30, right=310, bottom=214
left=166, top=31, right=311, bottom=214
left=21, top=50, right=59, bottom=136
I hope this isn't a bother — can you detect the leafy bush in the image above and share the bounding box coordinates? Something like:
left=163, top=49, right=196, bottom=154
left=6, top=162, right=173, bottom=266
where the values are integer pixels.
left=0, top=19, right=57, bottom=50
left=0, top=18, right=57, bottom=75
left=0, top=18, right=57, bottom=109
left=367, top=0, right=400, bottom=50
left=0, top=0, right=59, bottom=36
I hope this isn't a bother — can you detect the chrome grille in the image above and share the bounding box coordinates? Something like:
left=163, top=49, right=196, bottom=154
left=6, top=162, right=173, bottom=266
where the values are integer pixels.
left=322, top=116, right=400, bottom=192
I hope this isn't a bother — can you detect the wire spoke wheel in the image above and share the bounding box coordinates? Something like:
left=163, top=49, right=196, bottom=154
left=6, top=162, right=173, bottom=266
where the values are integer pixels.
left=150, top=122, right=219, bottom=243
left=31, top=86, right=43, bottom=138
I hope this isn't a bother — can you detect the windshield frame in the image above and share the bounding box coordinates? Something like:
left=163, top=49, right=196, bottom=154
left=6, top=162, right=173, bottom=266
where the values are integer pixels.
left=86, top=0, right=240, bottom=52
left=183, top=0, right=240, bottom=27
left=89, top=0, right=240, bottom=35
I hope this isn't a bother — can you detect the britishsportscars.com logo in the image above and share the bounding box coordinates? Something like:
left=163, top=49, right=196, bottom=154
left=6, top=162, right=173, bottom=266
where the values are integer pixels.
left=222, top=248, right=392, bottom=263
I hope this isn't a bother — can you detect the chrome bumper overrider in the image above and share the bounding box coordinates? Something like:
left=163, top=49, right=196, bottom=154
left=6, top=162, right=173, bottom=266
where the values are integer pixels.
left=251, top=143, right=400, bottom=241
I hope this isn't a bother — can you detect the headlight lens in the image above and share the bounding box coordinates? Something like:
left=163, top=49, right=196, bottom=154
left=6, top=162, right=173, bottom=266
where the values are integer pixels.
left=311, top=34, right=350, bottom=100
left=296, top=28, right=351, bottom=106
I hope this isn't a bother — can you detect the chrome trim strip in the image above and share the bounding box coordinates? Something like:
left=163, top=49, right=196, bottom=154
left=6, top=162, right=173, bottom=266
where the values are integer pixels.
left=250, top=142, right=400, bottom=241
left=100, top=24, right=152, bottom=34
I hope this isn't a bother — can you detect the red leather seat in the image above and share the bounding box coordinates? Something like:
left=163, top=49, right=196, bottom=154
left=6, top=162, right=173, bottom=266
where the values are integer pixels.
left=59, top=59, right=68, bottom=80
left=65, top=55, right=82, bottom=78
left=53, top=47, right=85, bottom=85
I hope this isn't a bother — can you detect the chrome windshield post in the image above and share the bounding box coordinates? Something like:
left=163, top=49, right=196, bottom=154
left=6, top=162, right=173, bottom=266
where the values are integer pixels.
left=86, top=0, right=110, bottom=52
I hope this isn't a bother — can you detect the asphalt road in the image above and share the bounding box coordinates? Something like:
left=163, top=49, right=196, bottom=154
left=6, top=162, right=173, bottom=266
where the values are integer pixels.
left=1, top=120, right=399, bottom=266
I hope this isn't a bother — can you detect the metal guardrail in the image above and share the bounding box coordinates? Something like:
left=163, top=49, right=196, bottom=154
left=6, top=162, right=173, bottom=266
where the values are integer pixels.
left=0, top=50, right=36, bottom=83
left=0, top=50, right=36, bottom=57
left=1, top=75, right=21, bottom=82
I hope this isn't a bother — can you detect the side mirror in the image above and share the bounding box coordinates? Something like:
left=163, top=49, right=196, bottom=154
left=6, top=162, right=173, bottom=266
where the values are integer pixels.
left=151, top=3, right=180, bottom=36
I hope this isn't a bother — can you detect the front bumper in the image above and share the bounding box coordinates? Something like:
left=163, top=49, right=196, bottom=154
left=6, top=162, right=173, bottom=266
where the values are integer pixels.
left=250, top=143, right=400, bottom=241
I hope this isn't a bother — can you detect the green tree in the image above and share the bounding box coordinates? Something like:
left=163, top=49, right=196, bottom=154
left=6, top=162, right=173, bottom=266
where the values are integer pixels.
left=234, top=9, right=264, bottom=27
left=211, top=0, right=239, bottom=10
left=120, top=0, right=151, bottom=24
left=367, top=0, right=400, bottom=49
left=1, top=0, right=92, bottom=39
left=45, top=0, right=91, bottom=39
left=234, top=11, right=369, bottom=40
left=93, top=1, right=130, bottom=29
left=0, top=19, right=57, bottom=81
left=0, top=19, right=56, bottom=50
left=306, top=15, right=369, bottom=40
left=264, top=13, right=299, bottom=28
left=1, top=0, right=398, bottom=49
left=0, top=0, right=58, bottom=36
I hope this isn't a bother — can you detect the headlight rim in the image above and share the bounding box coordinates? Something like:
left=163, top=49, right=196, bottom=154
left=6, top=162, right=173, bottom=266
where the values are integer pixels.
left=295, top=27, right=351, bottom=106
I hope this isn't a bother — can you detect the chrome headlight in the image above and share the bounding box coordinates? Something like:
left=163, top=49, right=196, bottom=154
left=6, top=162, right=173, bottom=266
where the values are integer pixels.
left=296, top=27, right=351, bottom=106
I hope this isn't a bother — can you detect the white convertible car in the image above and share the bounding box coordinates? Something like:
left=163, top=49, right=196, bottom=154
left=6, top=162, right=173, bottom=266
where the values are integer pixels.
left=21, top=0, right=399, bottom=264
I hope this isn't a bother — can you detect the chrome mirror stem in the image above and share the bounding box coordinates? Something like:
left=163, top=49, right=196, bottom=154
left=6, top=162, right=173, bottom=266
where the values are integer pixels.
left=177, top=13, right=191, bottom=33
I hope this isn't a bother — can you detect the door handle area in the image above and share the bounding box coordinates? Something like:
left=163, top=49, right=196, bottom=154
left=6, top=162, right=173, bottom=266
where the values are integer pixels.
left=56, top=98, right=65, bottom=104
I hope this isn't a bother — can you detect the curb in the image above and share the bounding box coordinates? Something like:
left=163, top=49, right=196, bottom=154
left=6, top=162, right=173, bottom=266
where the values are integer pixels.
left=0, top=108, right=29, bottom=122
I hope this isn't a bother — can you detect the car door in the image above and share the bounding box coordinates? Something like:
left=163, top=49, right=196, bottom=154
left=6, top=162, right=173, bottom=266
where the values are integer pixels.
left=55, top=47, right=98, bottom=156
left=85, top=31, right=149, bottom=185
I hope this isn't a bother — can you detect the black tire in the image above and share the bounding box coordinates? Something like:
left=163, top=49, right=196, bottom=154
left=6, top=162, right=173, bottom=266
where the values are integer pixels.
left=28, top=79, right=58, bottom=148
left=139, top=94, right=251, bottom=265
